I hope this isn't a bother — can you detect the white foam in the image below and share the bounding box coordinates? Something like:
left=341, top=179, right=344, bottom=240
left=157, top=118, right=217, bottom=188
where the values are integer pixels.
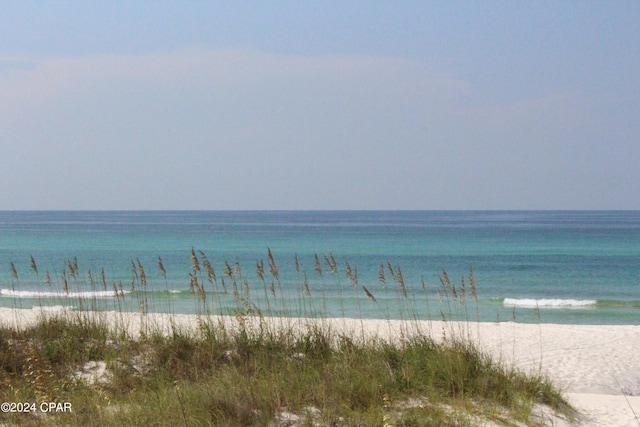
left=1, top=289, right=128, bottom=299
left=503, top=298, right=597, bottom=308
left=33, top=305, right=74, bottom=312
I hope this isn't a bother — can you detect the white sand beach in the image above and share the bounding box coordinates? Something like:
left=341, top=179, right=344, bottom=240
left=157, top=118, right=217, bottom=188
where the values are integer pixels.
left=2, top=307, right=639, bottom=426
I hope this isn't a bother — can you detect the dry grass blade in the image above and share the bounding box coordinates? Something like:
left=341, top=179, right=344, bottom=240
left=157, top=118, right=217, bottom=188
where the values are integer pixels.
left=204, top=259, right=216, bottom=284
left=191, top=248, right=200, bottom=272
left=224, top=260, right=233, bottom=278
left=378, top=263, right=386, bottom=287
left=256, top=259, right=265, bottom=282
left=137, top=259, right=147, bottom=287
left=189, top=273, right=198, bottom=294
left=10, top=262, right=18, bottom=280
left=395, top=266, right=407, bottom=298
left=387, top=262, right=397, bottom=282
left=469, top=266, right=477, bottom=301
left=267, top=248, right=279, bottom=281
left=198, top=252, right=213, bottom=283
left=324, top=254, right=337, bottom=274
left=362, top=285, right=376, bottom=302
left=30, top=255, right=38, bottom=276
left=67, top=257, right=79, bottom=280
left=131, top=260, right=139, bottom=289
left=345, top=261, right=352, bottom=281
left=62, top=268, right=69, bottom=293
left=440, top=270, right=452, bottom=290
left=157, top=257, right=167, bottom=279
left=243, top=278, right=250, bottom=297
left=303, top=273, right=311, bottom=296
left=314, top=254, right=322, bottom=276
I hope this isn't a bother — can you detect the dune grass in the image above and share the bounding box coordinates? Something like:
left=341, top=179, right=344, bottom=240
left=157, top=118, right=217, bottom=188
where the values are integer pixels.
left=0, top=251, right=574, bottom=426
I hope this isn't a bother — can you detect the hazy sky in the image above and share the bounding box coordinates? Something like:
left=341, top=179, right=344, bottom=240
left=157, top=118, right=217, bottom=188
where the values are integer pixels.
left=1, top=1, right=638, bottom=210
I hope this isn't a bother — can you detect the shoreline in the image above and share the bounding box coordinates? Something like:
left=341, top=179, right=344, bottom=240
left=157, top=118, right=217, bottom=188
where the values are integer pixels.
left=2, top=307, right=639, bottom=426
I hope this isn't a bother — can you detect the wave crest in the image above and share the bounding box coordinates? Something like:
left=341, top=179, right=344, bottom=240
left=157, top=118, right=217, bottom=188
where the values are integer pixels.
left=503, top=298, right=597, bottom=308
left=1, top=289, right=128, bottom=299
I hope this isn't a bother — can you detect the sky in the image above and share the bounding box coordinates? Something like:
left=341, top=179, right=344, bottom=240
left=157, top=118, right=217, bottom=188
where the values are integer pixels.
left=1, top=1, right=638, bottom=210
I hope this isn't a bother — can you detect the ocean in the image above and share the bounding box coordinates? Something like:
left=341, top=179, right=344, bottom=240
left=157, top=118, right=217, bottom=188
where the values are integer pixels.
left=0, top=211, right=638, bottom=325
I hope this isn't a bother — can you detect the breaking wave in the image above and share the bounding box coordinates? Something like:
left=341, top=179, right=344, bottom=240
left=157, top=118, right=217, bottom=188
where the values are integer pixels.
left=0, top=289, right=129, bottom=299
left=503, top=298, right=597, bottom=308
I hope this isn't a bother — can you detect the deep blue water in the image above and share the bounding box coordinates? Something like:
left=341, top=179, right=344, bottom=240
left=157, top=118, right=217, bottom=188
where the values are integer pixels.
left=1, top=211, right=638, bottom=324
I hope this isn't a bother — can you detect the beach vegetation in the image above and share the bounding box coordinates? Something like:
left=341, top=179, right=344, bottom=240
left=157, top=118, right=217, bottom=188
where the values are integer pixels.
left=0, top=251, right=574, bottom=426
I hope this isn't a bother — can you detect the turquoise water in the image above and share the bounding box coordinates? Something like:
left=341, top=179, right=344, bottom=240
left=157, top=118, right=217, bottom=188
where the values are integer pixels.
left=1, top=211, right=638, bottom=324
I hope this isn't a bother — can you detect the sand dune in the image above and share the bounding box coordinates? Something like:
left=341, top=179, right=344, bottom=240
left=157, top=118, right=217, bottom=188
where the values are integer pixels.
left=2, top=307, right=638, bottom=426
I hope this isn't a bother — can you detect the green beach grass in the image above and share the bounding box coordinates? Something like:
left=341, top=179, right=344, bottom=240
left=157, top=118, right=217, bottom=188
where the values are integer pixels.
left=0, top=250, right=574, bottom=426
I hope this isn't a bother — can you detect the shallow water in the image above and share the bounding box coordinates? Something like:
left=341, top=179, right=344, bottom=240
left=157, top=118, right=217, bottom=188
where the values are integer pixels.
left=1, top=211, right=638, bottom=324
